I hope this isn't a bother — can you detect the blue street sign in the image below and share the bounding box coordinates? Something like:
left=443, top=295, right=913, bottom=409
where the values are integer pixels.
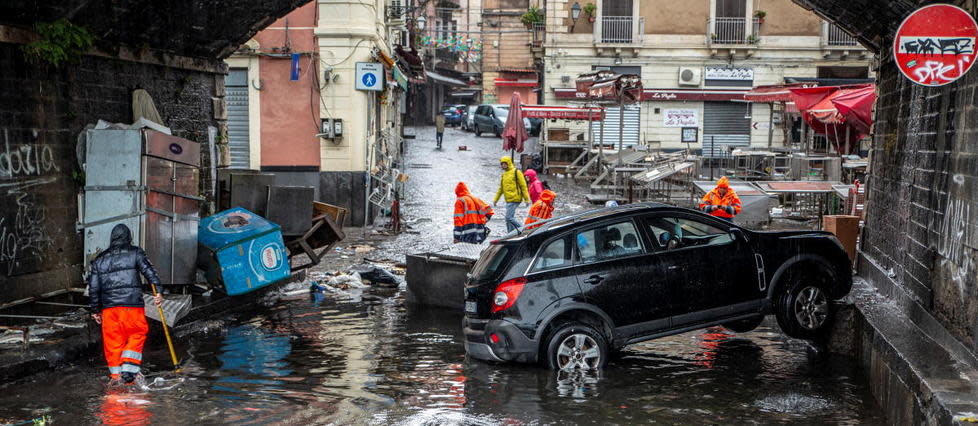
left=290, top=53, right=300, bottom=81
left=355, top=62, right=384, bottom=91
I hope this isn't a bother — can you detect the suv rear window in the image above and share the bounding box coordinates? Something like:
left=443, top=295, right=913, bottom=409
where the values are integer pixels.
left=470, top=244, right=512, bottom=281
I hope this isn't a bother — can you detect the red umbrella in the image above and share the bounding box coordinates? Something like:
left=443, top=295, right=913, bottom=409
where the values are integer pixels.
left=502, top=92, right=529, bottom=153
left=831, top=85, right=876, bottom=134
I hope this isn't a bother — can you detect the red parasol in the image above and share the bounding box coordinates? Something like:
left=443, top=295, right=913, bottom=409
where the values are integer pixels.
left=789, top=84, right=875, bottom=155
left=831, top=85, right=876, bottom=135
left=502, top=92, right=529, bottom=153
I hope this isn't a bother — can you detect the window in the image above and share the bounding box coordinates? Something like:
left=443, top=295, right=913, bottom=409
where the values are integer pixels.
left=715, top=0, right=746, bottom=18
left=471, top=244, right=512, bottom=281
left=643, top=216, right=732, bottom=251
left=576, top=221, right=643, bottom=263
left=532, top=237, right=572, bottom=272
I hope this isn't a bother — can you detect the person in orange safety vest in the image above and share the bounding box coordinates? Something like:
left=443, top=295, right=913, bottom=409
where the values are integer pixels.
left=524, top=189, right=556, bottom=230
left=699, top=176, right=741, bottom=222
left=454, top=182, right=494, bottom=243
left=88, top=224, right=163, bottom=384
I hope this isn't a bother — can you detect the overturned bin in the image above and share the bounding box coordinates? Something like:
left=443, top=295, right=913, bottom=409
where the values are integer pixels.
left=198, top=207, right=291, bottom=296
left=406, top=244, right=485, bottom=310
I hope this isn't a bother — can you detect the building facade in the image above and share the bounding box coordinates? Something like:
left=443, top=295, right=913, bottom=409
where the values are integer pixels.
left=226, top=0, right=413, bottom=225
left=541, top=0, right=872, bottom=154
left=480, top=0, right=540, bottom=105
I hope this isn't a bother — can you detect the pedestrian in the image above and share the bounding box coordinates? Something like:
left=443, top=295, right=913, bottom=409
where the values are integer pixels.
left=454, top=182, right=494, bottom=243
left=524, top=168, right=544, bottom=204
left=524, top=189, right=556, bottom=230
left=435, top=112, right=446, bottom=149
left=699, top=176, right=741, bottom=222
left=493, top=156, right=530, bottom=232
left=88, top=224, right=163, bottom=384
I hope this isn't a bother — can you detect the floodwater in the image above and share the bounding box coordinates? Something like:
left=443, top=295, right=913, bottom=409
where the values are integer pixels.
left=0, top=128, right=883, bottom=424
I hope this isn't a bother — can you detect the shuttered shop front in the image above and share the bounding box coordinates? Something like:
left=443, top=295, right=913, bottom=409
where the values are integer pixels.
left=590, top=105, right=640, bottom=148
left=702, top=101, right=750, bottom=157
left=225, top=69, right=251, bottom=169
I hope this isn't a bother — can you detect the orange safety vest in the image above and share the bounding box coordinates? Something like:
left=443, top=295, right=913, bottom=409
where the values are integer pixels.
left=454, top=182, right=493, bottom=243
left=699, top=177, right=742, bottom=219
left=524, top=190, right=556, bottom=230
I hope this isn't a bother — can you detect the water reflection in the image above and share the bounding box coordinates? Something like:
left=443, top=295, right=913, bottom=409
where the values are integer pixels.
left=97, top=389, right=152, bottom=425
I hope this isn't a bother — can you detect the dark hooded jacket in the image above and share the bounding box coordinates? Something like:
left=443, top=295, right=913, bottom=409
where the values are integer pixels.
left=88, top=224, right=161, bottom=312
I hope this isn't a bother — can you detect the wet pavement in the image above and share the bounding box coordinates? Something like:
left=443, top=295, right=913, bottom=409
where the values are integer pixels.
left=0, top=127, right=884, bottom=424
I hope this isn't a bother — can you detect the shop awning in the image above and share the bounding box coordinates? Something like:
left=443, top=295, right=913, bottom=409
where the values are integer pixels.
left=788, top=84, right=875, bottom=155
left=426, top=71, right=467, bottom=86
left=495, top=78, right=539, bottom=87
left=451, top=90, right=480, bottom=98
left=553, top=87, right=746, bottom=101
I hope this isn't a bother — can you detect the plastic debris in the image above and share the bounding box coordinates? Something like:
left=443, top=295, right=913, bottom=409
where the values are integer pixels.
left=348, top=264, right=402, bottom=286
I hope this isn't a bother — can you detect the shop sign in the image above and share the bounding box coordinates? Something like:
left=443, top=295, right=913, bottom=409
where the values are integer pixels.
left=704, top=67, right=754, bottom=81
left=663, top=109, right=698, bottom=127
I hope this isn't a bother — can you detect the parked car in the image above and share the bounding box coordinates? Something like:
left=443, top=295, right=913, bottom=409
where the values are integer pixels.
left=526, top=117, right=543, bottom=137
left=441, top=105, right=465, bottom=127
left=473, top=104, right=533, bottom=138
left=462, top=105, right=478, bottom=131
left=463, top=203, right=853, bottom=370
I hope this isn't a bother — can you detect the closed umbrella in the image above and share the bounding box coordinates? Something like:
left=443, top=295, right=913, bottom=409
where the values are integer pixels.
left=502, top=92, right=529, bottom=155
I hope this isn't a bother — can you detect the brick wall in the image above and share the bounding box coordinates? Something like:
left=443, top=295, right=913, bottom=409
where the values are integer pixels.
left=863, top=46, right=978, bottom=351
left=0, top=43, right=221, bottom=303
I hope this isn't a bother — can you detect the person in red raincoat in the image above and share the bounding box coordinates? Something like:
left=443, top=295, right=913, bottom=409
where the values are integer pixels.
left=524, top=168, right=544, bottom=204
left=454, top=182, right=494, bottom=243
left=524, top=189, right=556, bottom=230
left=699, top=176, right=741, bottom=222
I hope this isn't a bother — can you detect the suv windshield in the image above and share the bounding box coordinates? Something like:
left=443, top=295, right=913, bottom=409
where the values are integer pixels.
left=493, top=106, right=509, bottom=118
left=470, top=244, right=512, bottom=281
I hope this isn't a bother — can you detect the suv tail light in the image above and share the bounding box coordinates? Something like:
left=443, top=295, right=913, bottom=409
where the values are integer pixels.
left=491, top=277, right=526, bottom=313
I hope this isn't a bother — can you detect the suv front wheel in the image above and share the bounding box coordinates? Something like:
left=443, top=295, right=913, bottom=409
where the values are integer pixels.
left=545, top=322, right=609, bottom=371
left=774, top=272, right=834, bottom=339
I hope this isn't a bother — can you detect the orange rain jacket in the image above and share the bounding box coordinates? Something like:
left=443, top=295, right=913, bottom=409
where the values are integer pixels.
left=454, top=182, right=494, bottom=243
left=699, top=176, right=742, bottom=219
left=524, top=190, right=556, bottom=230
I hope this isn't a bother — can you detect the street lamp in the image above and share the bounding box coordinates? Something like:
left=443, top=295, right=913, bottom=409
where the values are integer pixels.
left=416, top=15, right=426, bottom=30
left=570, top=2, right=582, bottom=31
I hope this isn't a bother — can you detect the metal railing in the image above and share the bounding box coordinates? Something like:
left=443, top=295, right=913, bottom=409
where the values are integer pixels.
left=532, top=22, right=546, bottom=45
left=708, top=17, right=760, bottom=45
left=826, top=23, right=858, bottom=46
left=600, top=16, right=634, bottom=43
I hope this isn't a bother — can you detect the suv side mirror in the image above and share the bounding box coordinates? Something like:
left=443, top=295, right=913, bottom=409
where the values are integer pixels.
left=729, top=228, right=747, bottom=243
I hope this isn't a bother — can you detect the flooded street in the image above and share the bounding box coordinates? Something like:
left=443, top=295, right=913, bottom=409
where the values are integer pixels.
left=0, top=128, right=883, bottom=425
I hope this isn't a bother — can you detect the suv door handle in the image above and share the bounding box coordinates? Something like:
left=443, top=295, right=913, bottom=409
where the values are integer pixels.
left=667, top=265, right=681, bottom=271
left=584, top=275, right=605, bottom=285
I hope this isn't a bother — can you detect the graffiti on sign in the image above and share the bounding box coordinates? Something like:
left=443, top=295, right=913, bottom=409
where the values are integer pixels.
left=894, top=4, right=978, bottom=86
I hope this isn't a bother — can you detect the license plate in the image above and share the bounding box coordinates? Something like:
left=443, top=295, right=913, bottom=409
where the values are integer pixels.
left=465, top=301, right=478, bottom=314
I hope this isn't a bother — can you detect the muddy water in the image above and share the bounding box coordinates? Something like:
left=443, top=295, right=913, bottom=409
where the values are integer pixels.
left=0, top=128, right=883, bottom=424
left=0, top=289, right=883, bottom=425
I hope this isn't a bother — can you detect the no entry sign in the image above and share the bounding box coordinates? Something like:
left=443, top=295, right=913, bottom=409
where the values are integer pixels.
left=894, top=4, right=978, bottom=86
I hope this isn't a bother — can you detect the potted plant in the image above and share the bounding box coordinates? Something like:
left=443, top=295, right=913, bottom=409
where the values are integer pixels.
left=521, top=6, right=544, bottom=29
left=583, top=3, right=597, bottom=23
left=747, top=34, right=758, bottom=44
left=754, top=10, right=766, bottom=24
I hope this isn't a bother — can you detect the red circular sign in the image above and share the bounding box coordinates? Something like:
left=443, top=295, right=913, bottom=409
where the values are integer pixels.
left=894, top=4, right=978, bottom=86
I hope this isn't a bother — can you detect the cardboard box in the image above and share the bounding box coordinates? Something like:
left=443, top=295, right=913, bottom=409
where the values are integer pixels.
left=823, top=215, right=860, bottom=263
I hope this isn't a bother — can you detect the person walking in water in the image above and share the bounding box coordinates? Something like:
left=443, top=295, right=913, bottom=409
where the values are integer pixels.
left=88, top=224, right=163, bottom=384
left=435, top=113, right=446, bottom=149
left=493, top=156, right=530, bottom=232
left=453, top=182, right=494, bottom=243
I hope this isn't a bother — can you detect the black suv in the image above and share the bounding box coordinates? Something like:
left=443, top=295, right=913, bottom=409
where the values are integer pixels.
left=463, top=203, right=852, bottom=370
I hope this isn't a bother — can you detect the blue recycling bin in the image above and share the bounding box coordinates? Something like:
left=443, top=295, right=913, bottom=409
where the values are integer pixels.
left=198, top=208, right=291, bottom=296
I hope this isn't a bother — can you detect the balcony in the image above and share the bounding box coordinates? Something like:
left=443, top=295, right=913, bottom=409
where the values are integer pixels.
left=821, top=22, right=865, bottom=58
left=708, top=17, right=760, bottom=45
left=531, top=22, right=546, bottom=51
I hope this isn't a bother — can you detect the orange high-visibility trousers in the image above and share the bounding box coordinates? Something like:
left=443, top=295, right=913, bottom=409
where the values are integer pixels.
left=101, top=307, right=148, bottom=379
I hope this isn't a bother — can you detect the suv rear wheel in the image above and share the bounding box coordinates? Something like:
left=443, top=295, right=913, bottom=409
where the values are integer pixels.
left=475, top=126, right=482, bottom=137
left=545, top=322, right=609, bottom=371
left=494, top=126, right=501, bottom=138
left=774, top=272, right=834, bottom=339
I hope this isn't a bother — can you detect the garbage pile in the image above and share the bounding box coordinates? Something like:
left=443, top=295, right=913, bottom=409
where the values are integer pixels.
left=300, top=263, right=406, bottom=303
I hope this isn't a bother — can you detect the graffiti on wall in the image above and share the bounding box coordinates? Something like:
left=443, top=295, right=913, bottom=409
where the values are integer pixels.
left=0, top=129, right=58, bottom=276
left=937, top=174, right=975, bottom=297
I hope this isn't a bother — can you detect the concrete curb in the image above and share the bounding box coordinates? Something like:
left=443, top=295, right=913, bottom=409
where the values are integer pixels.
left=0, top=324, right=100, bottom=382
left=831, top=267, right=978, bottom=424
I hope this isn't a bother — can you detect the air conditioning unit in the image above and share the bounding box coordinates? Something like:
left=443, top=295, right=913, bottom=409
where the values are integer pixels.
left=678, top=67, right=701, bottom=86
left=561, top=75, right=571, bottom=84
